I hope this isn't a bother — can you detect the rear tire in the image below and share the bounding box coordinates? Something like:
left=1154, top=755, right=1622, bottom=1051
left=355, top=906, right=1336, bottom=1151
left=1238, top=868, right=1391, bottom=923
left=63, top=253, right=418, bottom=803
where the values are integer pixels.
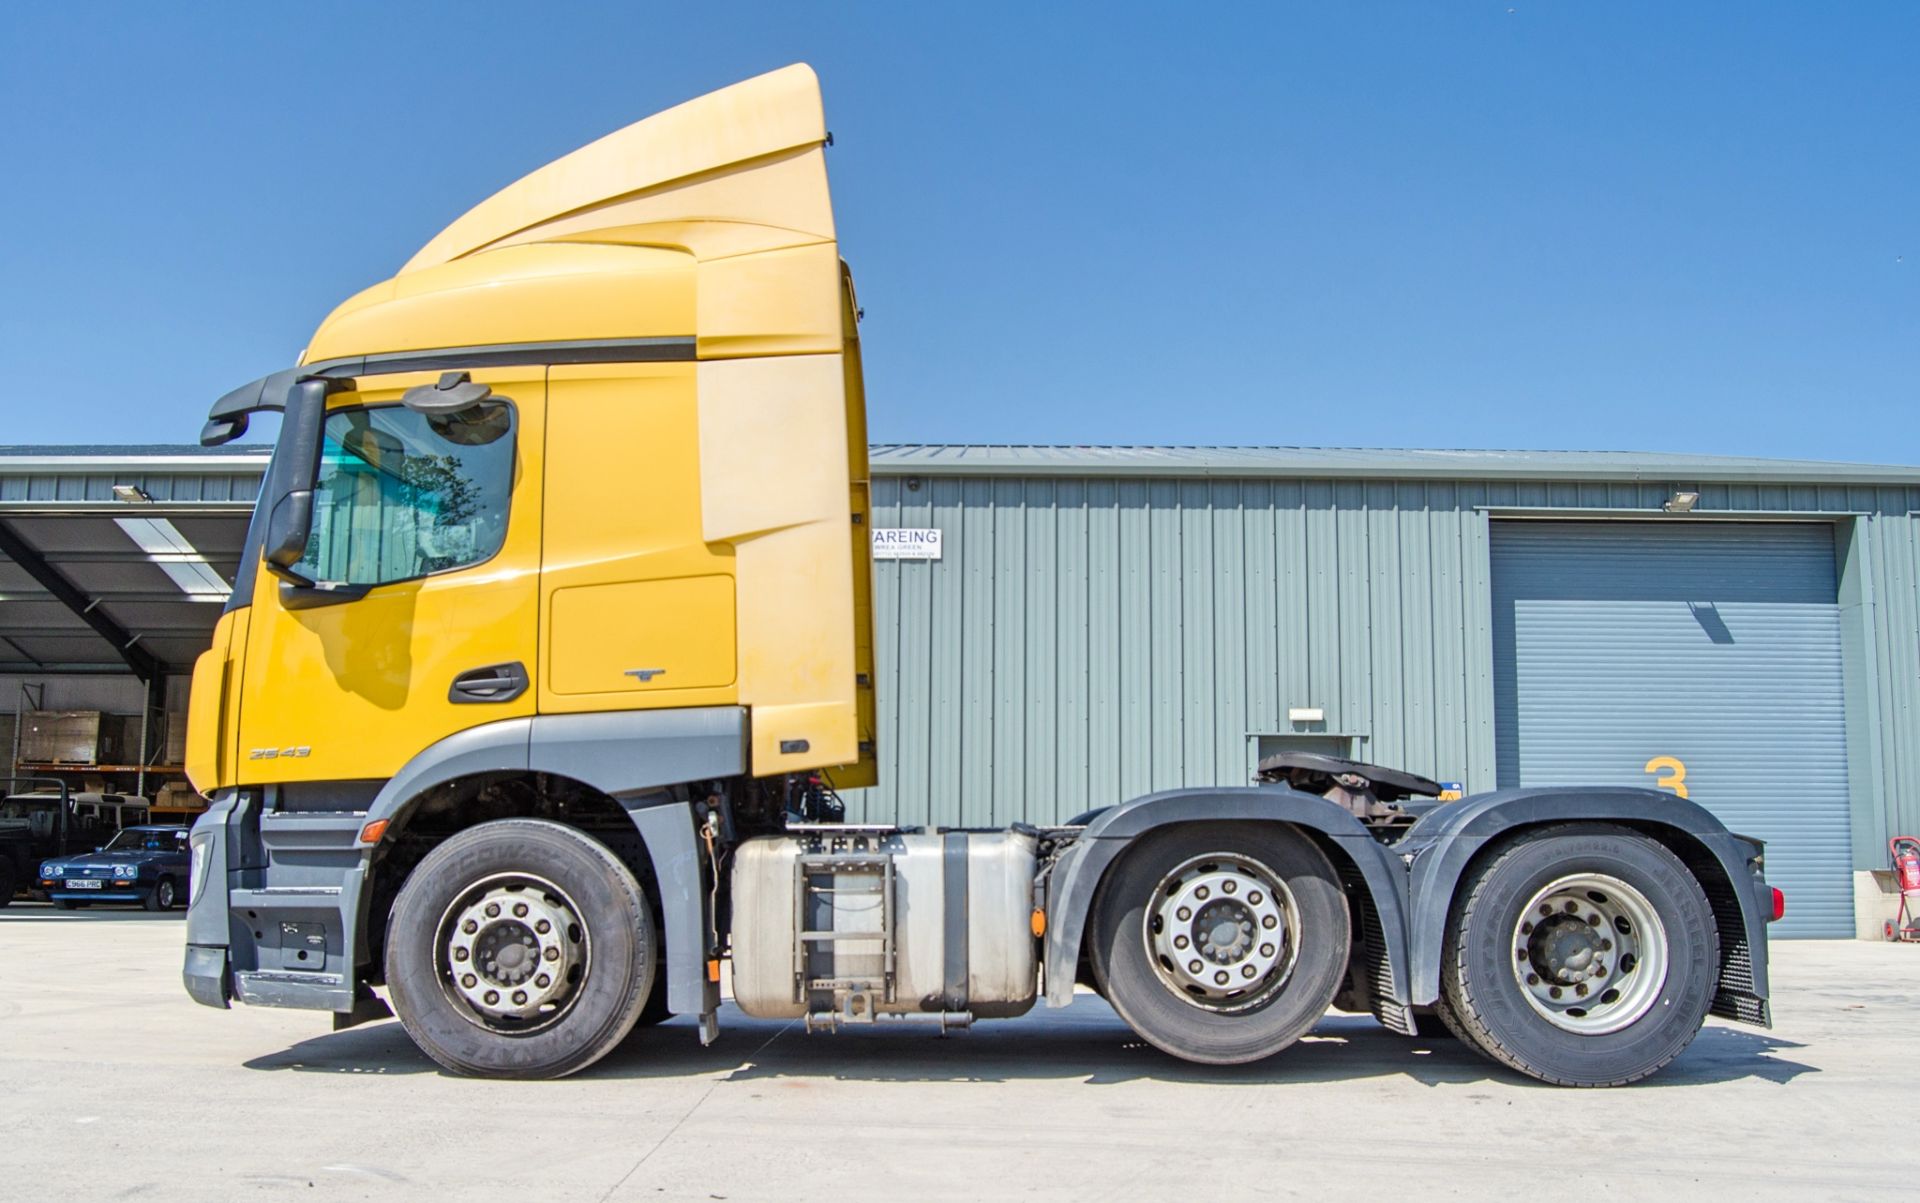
left=385, top=819, right=657, bottom=1079
left=1440, top=824, right=1718, bottom=1087
left=1092, top=823, right=1349, bottom=1065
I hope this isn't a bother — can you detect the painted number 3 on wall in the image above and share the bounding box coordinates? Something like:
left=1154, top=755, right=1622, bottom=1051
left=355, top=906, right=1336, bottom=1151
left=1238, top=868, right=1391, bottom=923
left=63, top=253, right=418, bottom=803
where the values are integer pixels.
left=1645, top=755, right=1689, bottom=799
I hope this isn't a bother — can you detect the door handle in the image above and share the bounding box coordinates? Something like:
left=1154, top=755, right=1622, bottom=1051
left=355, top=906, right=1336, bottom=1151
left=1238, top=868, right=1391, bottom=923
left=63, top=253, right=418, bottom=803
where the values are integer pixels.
left=449, top=662, right=529, bottom=703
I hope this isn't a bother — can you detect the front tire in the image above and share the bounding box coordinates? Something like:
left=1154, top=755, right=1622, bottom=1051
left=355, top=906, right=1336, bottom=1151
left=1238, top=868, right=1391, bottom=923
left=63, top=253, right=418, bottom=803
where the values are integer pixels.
left=385, top=819, right=657, bottom=1079
left=146, top=877, right=177, bottom=911
left=1092, top=823, right=1349, bottom=1065
left=1440, top=824, right=1718, bottom=1087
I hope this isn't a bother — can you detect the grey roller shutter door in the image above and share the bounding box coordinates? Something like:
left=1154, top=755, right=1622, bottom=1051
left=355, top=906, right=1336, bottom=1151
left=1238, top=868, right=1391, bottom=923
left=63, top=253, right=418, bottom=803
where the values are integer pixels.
left=1492, top=521, right=1851, bottom=937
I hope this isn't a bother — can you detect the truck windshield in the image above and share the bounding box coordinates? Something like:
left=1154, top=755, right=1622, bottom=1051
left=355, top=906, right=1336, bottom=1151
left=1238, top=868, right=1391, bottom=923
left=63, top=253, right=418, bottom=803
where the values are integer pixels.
left=293, top=403, right=514, bottom=587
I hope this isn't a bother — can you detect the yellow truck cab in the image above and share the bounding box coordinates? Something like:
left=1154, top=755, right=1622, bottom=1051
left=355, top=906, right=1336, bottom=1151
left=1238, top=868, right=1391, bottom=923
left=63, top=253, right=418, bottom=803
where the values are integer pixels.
left=184, top=66, right=1780, bottom=1085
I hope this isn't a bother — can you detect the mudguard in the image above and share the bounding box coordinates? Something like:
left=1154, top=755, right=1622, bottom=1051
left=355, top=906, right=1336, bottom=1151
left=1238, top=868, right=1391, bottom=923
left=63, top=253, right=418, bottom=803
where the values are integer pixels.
left=186, top=710, right=745, bottom=1021
left=1041, top=787, right=1412, bottom=1011
left=1396, top=787, right=1772, bottom=1022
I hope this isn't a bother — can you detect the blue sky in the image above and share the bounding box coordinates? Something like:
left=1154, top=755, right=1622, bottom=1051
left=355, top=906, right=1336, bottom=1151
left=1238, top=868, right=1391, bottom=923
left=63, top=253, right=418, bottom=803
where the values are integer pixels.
left=1, top=2, right=1912, bottom=462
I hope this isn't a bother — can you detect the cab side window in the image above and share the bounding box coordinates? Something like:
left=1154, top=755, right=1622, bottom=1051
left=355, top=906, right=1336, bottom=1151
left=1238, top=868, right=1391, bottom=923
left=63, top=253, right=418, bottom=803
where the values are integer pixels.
left=295, top=402, right=515, bottom=587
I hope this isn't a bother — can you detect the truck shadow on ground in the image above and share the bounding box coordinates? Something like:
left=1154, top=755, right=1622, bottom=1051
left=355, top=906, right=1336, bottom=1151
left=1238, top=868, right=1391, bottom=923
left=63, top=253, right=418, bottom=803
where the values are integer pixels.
left=242, top=1005, right=1816, bottom=1089
left=0, top=905, right=184, bottom=922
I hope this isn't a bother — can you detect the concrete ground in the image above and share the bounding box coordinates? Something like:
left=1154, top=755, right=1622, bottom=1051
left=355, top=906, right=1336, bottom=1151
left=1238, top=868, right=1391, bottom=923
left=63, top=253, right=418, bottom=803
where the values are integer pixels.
left=0, top=905, right=1909, bottom=1202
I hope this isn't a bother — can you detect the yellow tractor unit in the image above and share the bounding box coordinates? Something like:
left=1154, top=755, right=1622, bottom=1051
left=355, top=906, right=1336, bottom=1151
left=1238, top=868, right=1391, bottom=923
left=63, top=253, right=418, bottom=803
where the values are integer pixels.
left=183, top=66, right=1781, bottom=1085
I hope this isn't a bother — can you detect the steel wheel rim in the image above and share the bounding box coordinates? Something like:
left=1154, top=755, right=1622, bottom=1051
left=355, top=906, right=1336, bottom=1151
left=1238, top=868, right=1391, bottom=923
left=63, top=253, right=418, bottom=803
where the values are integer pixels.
left=434, top=872, right=591, bottom=1035
left=1142, top=852, right=1299, bottom=1013
left=1510, top=872, right=1668, bottom=1035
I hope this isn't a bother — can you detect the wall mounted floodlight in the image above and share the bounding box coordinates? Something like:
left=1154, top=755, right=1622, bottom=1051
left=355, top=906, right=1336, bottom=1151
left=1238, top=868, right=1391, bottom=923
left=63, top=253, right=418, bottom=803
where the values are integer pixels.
left=1663, top=491, right=1700, bottom=513
left=111, top=484, right=153, bottom=504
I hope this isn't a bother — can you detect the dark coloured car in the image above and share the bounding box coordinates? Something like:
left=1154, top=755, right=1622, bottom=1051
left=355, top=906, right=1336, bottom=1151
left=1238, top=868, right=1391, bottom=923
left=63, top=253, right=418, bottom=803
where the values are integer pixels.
left=0, top=782, right=156, bottom=904
left=39, top=825, right=191, bottom=911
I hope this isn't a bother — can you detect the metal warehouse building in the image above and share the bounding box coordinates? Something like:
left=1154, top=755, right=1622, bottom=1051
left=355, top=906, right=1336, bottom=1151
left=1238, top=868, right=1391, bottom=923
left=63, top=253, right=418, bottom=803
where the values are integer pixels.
left=4, top=443, right=1917, bottom=938
left=857, top=446, right=1920, bottom=940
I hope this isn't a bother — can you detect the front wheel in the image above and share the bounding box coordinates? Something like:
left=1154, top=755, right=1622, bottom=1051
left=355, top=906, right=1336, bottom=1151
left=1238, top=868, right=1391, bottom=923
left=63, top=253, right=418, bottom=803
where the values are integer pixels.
left=385, top=819, right=658, bottom=1079
left=146, top=877, right=177, bottom=911
left=1440, top=824, right=1718, bottom=1087
left=1091, top=823, right=1349, bottom=1065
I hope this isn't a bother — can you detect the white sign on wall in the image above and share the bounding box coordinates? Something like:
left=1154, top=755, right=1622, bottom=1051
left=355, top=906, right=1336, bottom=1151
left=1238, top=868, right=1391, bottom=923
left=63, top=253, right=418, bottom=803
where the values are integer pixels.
left=872, top=528, right=943, bottom=560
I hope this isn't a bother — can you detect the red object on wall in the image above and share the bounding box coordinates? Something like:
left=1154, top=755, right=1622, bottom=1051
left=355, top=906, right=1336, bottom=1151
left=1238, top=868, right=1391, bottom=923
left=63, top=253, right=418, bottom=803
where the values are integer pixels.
left=1888, top=838, right=1920, bottom=942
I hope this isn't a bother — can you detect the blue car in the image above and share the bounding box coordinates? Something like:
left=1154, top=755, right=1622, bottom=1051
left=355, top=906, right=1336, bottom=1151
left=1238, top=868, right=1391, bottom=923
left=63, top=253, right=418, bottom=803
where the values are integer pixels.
left=38, top=825, right=191, bottom=911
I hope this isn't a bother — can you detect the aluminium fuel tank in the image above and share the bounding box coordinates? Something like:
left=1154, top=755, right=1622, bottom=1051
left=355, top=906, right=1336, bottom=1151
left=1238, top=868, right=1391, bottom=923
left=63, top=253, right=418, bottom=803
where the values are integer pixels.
left=729, top=828, right=1039, bottom=1020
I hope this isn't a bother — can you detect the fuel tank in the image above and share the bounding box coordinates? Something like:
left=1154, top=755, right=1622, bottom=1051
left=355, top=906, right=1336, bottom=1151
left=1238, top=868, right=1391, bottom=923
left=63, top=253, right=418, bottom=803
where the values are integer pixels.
left=729, top=827, right=1039, bottom=1020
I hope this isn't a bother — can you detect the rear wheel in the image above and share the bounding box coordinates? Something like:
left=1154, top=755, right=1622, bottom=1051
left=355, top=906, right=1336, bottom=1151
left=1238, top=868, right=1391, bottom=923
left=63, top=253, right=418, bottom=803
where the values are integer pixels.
left=1092, top=823, right=1349, bottom=1065
left=1441, top=824, right=1718, bottom=1087
left=385, top=819, right=657, bottom=1079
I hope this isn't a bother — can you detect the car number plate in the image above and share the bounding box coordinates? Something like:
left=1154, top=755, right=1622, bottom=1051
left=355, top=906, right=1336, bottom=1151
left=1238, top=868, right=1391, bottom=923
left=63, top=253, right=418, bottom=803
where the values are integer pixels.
left=67, top=879, right=104, bottom=890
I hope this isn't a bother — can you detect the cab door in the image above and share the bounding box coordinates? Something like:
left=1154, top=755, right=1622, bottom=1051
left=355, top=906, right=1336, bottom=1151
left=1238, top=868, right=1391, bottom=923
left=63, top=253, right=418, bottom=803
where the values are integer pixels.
left=235, top=367, right=545, bottom=786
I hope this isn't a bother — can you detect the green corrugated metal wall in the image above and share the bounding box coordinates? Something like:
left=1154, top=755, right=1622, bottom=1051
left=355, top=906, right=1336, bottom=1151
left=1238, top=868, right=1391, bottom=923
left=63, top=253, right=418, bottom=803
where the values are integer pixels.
left=852, top=472, right=1920, bottom=876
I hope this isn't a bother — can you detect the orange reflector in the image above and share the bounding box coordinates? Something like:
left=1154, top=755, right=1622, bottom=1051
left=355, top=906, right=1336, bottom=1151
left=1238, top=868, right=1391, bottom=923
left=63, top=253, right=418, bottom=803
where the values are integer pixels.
left=358, top=819, right=390, bottom=845
left=706, top=958, right=722, bottom=982
left=1030, top=909, right=1047, bottom=938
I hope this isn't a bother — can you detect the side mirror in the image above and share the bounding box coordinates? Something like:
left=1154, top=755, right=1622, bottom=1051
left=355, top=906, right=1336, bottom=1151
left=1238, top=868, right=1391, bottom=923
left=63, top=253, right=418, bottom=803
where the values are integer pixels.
left=262, top=489, right=316, bottom=586
left=259, top=377, right=335, bottom=587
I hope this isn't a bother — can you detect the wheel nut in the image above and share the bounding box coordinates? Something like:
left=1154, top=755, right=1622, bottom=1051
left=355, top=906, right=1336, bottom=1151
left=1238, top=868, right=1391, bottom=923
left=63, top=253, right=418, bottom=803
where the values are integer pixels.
left=514, top=902, right=529, bottom=918
left=1526, top=974, right=1539, bottom=986
left=463, top=919, right=478, bottom=935
left=513, top=990, right=528, bottom=1006
left=1189, top=960, right=1204, bottom=974
left=1549, top=986, right=1562, bottom=999
left=485, top=902, right=501, bottom=918
left=1587, top=913, right=1601, bottom=926
left=1214, top=971, right=1230, bottom=985
left=1516, top=948, right=1527, bottom=960
left=484, top=990, right=499, bottom=1005
left=1539, top=904, right=1553, bottom=917
left=1521, top=922, right=1533, bottom=935
left=1563, top=901, right=1578, bottom=914
left=1248, top=891, right=1263, bottom=905
left=536, top=974, right=551, bottom=988
left=462, top=974, right=477, bottom=988
left=1177, top=907, right=1192, bottom=921
left=1174, top=935, right=1189, bottom=949
left=1195, top=887, right=1210, bottom=900
left=536, top=919, right=551, bottom=935
left=454, top=948, right=469, bottom=962
left=1242, top=965, right=1257, bottom=978
left=1600, top=939, right=1612, bottom=951
left=544, top=946, right=560, bottom=962
left=1261, top=916, right=1277, bottom=929
left=1260, top=944, right=1275, bottom=958
left=1222, top=881, right=1237, bottom=894
left=1574, top=983, right=1588, bottom=997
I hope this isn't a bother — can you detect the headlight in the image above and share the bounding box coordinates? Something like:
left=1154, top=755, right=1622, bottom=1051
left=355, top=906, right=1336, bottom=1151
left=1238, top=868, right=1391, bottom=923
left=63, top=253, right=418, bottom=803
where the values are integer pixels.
left=114, top=866, right=140, bottom=880
left=42, top=863, right=63, bottom=878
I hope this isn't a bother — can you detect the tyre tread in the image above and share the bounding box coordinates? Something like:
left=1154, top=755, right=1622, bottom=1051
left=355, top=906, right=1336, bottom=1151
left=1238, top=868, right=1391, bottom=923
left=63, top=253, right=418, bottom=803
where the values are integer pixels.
left=1440, top=822, right=1717, bottom=1088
